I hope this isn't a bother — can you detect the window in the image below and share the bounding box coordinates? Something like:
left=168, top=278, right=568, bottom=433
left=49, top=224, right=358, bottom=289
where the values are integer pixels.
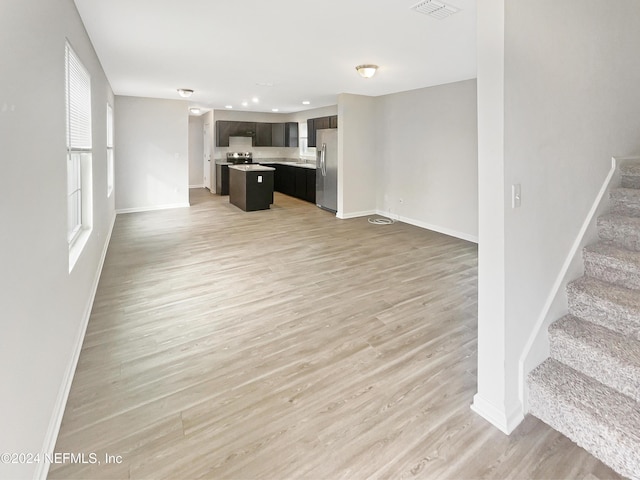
left=106, top=103, right=114, bottom=196
left=65, top=41, right=93, bottom=270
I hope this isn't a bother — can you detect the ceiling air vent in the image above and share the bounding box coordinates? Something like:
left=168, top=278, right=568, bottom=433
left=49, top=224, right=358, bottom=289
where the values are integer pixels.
left=411, top=0, right=460, bottom=19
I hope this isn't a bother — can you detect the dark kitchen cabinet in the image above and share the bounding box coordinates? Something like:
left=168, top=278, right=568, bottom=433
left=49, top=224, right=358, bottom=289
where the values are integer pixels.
left=216, top=121, right=257, bottom=147
left=255, top=123, right=272, bottom=147
left=307, top=119, right=315, bottom=148
left=272, top=123, right=284, bottom=147
left=267, top=164, right=316, bottom=204
left=295, top=169, right=307, bottom=199
left=306, top=168, right=316, bottom=203
left=271, top=122, right=298, bottom=148
left=307, top=116, right=336, bottom=147
left=215, top=164, right=230, bottom=195
left=280, top=165, right=296, bottom=197
left=218, top=120, right=298, bottom=148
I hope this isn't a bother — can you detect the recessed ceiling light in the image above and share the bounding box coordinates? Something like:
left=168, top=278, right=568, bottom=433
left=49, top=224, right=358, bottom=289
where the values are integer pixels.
left=241, top=101, right=249, bottom=107
left=302, top=101, right=310, bottom=105
left=177, top=88, right=194, bottom=97
left=272, top=108, right=279, bottom=112
left=252, top=97, right=259, bottom=103
left=189, top=107, right=201, bottom=115
left=225, top=105, right=233, bottom=109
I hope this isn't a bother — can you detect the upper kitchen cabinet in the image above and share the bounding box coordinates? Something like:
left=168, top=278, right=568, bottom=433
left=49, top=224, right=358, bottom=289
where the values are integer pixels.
left=218, top=120, right=298, bottom=148
left=307, top=116, right=337, bottom=147
left=216, top=121, right=257, bottom=147
left=255, top=123, right=273, bottom=147
left=272, top=122, right=298, bottom=148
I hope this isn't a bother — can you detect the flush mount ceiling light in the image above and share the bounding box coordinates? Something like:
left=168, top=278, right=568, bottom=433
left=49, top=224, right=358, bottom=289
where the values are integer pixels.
left=177, top=88, right=194, bottom=98
left=189, top=107, right=201, bottom=115
left=302, top=100, right=310, bottom=105
left=355, top=64, right=378, bottom=78
left=411, top=0, right=460, bottom=19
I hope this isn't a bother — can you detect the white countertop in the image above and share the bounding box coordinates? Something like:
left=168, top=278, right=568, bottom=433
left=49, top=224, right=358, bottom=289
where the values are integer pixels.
left=228, top=164, right=275, bottom=172
left=258, top=160, right=316, bottom=170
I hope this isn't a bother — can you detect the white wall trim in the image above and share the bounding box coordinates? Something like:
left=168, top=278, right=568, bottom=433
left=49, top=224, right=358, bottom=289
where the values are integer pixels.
left=336, top=209, right=377, bottom=219
left=471, top=393, right=524, bottom=435
left=517, top=156, right=624, bottom=412
left=116, top=202, right=190, bottom=215
left=379, top=210, right=479, bottom=244
left=189, top=184, right=204, bottom=189
left=35, top=212, right=116, bottom=480
left=336, top=209, right=479, bottom=244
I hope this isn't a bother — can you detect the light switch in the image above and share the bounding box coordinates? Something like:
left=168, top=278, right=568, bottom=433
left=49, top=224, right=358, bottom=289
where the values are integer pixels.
left=512, top=184, right=521, bottom=208
left=258, top=175, right=263, bottom=183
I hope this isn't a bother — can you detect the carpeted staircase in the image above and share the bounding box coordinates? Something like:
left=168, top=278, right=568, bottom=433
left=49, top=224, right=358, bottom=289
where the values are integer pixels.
left=528, top=161, right=640, bottom=480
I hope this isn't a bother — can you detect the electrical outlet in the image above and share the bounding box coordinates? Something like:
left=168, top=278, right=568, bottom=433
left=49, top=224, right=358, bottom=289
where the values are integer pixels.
left=512, top=184, right=521, bottom=208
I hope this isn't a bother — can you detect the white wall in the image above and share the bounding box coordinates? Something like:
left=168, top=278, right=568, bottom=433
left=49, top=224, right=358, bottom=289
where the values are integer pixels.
left=0, top=1, right=115, bottom=478
left=115, top=96, right=190, bottom=212
left=189, top=115, right=204, bottom=187
left=337, top=94, right=378, bottom=218
left=376, top=80, right=478, bottom=242
left=474, top=0, right=640, bottom=433
left=472, top=0, right=516, bottom=433
left=505, top=0, right=640, bottom=409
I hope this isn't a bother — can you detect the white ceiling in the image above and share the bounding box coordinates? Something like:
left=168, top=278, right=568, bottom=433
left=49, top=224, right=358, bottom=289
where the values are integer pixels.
left=73, top=0, right=477, bottom=113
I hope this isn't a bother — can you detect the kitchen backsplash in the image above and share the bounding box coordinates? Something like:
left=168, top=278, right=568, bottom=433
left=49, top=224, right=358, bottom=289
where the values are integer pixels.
left=214, top=136, right=316, bottom=161
left=214, top=137, right=296, bottom=160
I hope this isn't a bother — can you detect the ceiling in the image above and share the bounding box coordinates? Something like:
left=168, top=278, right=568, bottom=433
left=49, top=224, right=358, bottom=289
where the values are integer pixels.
left=73, top=0, right=477, bottom=114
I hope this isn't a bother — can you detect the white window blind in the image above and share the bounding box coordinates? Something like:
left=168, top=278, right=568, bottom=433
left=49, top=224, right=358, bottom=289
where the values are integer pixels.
left=106, top=103, right=114, bottom=196
left=66, top=42, right=92, bottom=150
left=65, top=40, right=92, bottom=251
left=106, top=103, right=113, bottom=148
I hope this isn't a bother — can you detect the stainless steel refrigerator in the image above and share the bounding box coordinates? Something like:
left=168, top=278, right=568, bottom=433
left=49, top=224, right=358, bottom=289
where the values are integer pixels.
left=316, top=128, right=338, bottom=213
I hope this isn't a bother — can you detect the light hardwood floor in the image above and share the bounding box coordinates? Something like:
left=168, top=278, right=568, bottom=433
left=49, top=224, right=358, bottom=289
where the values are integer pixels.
left=50, top=189, right=622, bottom=480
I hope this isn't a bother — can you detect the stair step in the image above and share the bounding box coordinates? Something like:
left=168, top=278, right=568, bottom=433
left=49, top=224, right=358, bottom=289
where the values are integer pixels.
left=583, top=242, right=640, bottom=290
left=528, top=359, right=640, bottom=480
left=597, top=214, right=640, bottom=251
left=567, top=276, right=640, bottom=339
left=621, top=162, right=640, bottom=189
left=610, top=188, right=640, bottom=217
left=549, top=315, right=640, bottom=402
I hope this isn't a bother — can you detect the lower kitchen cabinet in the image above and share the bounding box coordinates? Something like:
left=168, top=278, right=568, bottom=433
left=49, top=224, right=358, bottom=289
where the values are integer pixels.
left=305, top=168, right=316, bottom=203
left=215, top=164, right=230, bottom=195
left=267, top=164, right=316, bottom=203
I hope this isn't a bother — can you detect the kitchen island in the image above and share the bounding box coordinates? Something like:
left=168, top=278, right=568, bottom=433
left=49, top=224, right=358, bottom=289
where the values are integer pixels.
left=228, top=164, right=275, bottom=212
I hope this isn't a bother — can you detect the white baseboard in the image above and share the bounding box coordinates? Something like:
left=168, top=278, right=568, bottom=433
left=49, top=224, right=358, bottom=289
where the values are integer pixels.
left=116, top=202, right=190, bottom=214
left=336, top=209, right=377, bottom=219
left=376, top=210, right=479, bottom=244
left=335, top=208, right=478, bottom=244
left=189, top=184, right=205, bottom=189
left=471, top=393, right=524, bottom=435
left=35, top=212, right=116, bottom=480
